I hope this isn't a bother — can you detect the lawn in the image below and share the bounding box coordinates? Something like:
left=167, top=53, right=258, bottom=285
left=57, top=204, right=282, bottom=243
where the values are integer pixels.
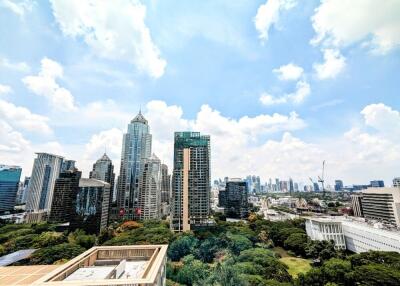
left=273, top=246, right=290, bottom=257
left=279, top=257, right=312, bottom=278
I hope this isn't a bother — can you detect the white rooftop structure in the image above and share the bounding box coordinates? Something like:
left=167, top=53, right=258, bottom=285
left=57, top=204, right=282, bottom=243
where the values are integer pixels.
left=0, top=245, right=168, bottom=286
left=305, top=216, right=400, bottom=253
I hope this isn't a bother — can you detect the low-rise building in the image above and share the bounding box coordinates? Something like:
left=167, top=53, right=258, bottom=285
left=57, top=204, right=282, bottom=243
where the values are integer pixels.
left=305, top=216, right=400, bottom=253
left=305, top=217, right=346, bottom=249
left=0, top=245, right=167, bottom=286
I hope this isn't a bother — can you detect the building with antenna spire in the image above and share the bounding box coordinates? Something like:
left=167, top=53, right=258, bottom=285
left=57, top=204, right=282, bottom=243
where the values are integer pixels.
left=117, top=111, right=152, bottom=220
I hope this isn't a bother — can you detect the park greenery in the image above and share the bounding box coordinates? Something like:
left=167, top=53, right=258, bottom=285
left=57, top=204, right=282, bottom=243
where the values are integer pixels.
left=0, top=215, right=399, bottom=285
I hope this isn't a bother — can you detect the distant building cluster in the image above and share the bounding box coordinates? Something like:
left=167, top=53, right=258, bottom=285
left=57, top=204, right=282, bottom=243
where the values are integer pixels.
left=0, top=112, right=214, bottom=234
left=1, top=111, right=400, bottom=252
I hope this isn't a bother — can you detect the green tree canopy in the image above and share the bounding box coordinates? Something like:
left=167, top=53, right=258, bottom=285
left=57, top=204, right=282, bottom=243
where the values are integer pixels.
left=168, top=235, right=198, bottom=262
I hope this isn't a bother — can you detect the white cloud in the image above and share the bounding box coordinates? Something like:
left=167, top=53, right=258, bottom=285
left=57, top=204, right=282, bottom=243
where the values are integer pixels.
left=143, top=100, right=306, bottom=179
left=259, top=92, right=287, bottom=105
left=22, top=58, right=77, bottom=112
left=313, top=49, right=346, bottom=80
left=0, top=57, right=30, bottom=72
left=80, top=128, right=123, bottom=174
left=143, top=101, right=400, bottom=184
left=50, top=0, right=166, bottom=78
left=3, top=100, right=398, bottom=185
left=287, top=80, right=311, bottom=103
left=260, top=80, right=310, bottom=105
left=273, top=63, right=304, bottom=81
left=254, top=0, right=297, bottom=43
left=311, top=0, right=400, bottom=54
left=361, top=103, right=400, bottom=139
left=0, top=0, right=33, bottom=17
left=0, top=84, right=12, bottom=94
left=0, top=99, right=52, bottom=134
left=0, top=121, right=29, bottom=152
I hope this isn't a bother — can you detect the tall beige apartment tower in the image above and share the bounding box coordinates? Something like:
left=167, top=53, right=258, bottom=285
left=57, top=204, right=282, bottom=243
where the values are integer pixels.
left=171, top=132, right=212, bottom=232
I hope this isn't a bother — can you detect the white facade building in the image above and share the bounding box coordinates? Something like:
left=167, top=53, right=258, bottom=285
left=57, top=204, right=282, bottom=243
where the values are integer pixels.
left=361, top=187, right=400, bottom=227
left=305, top=217, right=346, bottom=249
left=305, top=217, right=400, bottom=253
left=26, top=153, right=64, bottom=212
left=137, top=154, right=162, bottom=220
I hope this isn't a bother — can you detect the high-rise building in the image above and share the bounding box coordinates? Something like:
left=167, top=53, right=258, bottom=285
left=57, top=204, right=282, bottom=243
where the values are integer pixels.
left=161, top=164, right=170, bottom=204
left=334, top=180, right=343, bottom=191
left=89, top=153, right=115, bottom=220
left=289, top=178, right=294, bottom=195
left=49, top=169, right=82, bottom=223
left=15, top=181, right=24, bottom=205
left=370, top=180, right=384, bottom=188
left=70, top=178, right=111, bottom=234
left=21, top=177, right=30, bottom=204
left=294, top=182, right=299, bottom=192
left=90, top=153, right=115, bottom=193
left=280, top=180, right=288, bottom=192
left=26, top=153, right=64, bottom=212
left=171, top=132, right=211, bottom=232
left=117, top=111, right=152, bottom=220
left=222, top=179, right=249, bottom=219
left=0, top=165, right=22, bottom=212
left=61, top=160, right=76, bottom=173
left=351, top=193, right=363, bottom=217
left=137, top=154, right=162, bottom=220
left=275, top=178, right=280, bottom=192
left=246, top=175, right=261, bottom=193
left=393, top=177, right=400, bottom=188
left=313, top=182, right=320, bottom=192
left=361, top=187, right=400, bottom=227
left=218, top=189, right=226, bottom=208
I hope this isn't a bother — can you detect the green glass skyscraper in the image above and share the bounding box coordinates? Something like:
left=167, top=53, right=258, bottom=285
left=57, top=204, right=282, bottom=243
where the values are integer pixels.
left=0, top=165, right=22, bottom=212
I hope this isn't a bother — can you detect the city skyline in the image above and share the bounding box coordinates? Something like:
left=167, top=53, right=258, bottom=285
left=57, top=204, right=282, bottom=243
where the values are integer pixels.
left=0, top=1, right=399, bottom=185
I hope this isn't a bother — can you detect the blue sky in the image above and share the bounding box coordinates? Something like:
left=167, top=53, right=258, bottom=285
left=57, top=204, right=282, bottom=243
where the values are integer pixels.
left=0, top=0, right=399, bottom=187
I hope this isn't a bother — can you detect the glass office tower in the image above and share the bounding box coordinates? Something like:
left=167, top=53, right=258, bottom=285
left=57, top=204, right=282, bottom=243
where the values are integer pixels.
left=117, top=111, right=152, bottom=220
left=26, top=153, right=64, bottom=212
left=0, top=165, right=22, bottom=212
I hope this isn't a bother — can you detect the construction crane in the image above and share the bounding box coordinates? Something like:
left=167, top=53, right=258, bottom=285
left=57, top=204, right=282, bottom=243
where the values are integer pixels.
left=318, top=160, right=326, bottom=199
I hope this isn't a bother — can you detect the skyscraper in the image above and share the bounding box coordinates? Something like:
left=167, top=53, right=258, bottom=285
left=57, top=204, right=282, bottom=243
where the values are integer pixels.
left=335, top=180, right=344, bottom=191
left=49, top=169, right=82, bottom=223
left=275, top=178, right=280, bottom=192
left=90, top=153, right=115, bottom=219
left=117, top=111, right=152, bottom=220
left=289, top=178, right=294, bottom=195
left=171, top=132, right=211, bottom=232
left=137, top=154, right=162, bottom=220
left=222, top=179, right=249, bottom=219
left=70, top=178, right=111, bottom=234
left=26, top=153, right=64, bottom=212
left=161, top=164, right=170, bottom=204
left=61, top=160, right=76, bottom=173
left=0, top=165, right=22, bottom=212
